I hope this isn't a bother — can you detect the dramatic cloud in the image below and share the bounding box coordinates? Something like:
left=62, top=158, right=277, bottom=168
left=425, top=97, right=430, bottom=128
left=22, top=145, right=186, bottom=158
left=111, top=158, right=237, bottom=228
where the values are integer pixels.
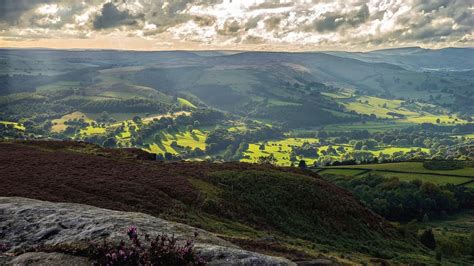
left=0, top=0, right=53, bottom=25
left=93, top=2, right=143, bottom=29
left=311, top=4, right=370, bottom=33
left=0, top=0, right=472, bottom=50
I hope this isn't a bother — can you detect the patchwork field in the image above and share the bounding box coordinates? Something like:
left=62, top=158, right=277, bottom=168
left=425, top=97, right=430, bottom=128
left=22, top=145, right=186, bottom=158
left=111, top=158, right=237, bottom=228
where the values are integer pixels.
left=51, top=112, right=92, bottom=133
left=317, top=162, right=474, bottom=186
left=241, top=138, right=428, bottom=167
left=339, top=95, right=468, bottom=126
left=344, top=96, right=418, bottom=119
left=147, top=129, right=207, bottom=155
left=241, top=138, right=320, bottom=166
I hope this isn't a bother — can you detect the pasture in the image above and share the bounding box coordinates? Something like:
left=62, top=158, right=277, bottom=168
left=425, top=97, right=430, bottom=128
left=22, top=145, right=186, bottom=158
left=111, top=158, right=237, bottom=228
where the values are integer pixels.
left=317, top=162, right=474, bottom=187
left=0, top=121, right=25, bottom=131
left=80, top=126, right=106, bottom=135
left=241, top=138, right=320, bottom=166
left=343, top=96, right=418, bottom=119
left=242, top=137, right=428, bottom=166
left=146, top=128, right=207, bottom=155
left=323, top=121, right=413, bottom=133
left=332, top=162, right=474, bottom=176
left=178, top=98, right=197, bottom=108
left=51, top=112, right=92, bottom=133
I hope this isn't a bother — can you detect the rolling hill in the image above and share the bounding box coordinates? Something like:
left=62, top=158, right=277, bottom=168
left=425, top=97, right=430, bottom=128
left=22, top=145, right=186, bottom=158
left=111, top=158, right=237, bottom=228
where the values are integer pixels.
left=2, top=48, right=474, bottom=124
left=328, top=47, right=474, bottom=72
left=0, top=140, right=431, bottom=263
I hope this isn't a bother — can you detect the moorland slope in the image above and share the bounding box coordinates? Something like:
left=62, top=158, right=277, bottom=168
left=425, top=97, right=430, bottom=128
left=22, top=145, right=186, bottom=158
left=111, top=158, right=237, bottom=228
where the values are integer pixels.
left=0, top=140, right=429, bottom=263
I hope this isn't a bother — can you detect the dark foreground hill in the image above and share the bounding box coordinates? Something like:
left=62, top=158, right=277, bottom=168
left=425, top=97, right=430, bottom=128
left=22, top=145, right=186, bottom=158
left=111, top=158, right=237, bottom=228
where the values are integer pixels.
left=0, top=141, right=430, bottom=263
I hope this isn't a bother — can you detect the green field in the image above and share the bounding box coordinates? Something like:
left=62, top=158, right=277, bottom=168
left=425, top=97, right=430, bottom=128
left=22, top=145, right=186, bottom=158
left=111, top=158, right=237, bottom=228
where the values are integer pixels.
left=0, top=121, right=25, bottom=131
left=36, top=81, right=81, bottom=92
left=51, top=112, right=92, bottom=133
left=332, top=162, right=474, bottom=176
left=318, top=169, right=367, bottom=176
left=462, top=134, right=474, bottom=139
left=319, top=162, right=474, bottom=186
left=341, top=95, right=467, bottom=126
left=344, top=96, right=419, bottom=119
left=241, top=138, right=320, bottom=166
left=178, top=97, right=197, bottom=108
left=369, top=171, right=472, bottom=185
left=242, top=137, right=428, bottom=166
left=266, top=99, right=301, bottom=107
left=400, top=115, right=466, bottom=124
left=146, top=128, right=207, bottom=155
left=80, top=126, right=106, bottom=135
left=319, top=168, right=472, bottom=186
left=323, top=121, right=413, bottom=132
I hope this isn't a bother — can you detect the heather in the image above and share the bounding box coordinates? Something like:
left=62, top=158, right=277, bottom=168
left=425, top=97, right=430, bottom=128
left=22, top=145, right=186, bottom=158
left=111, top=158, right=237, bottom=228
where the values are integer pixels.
left=91, top=226, right=206, bottom=266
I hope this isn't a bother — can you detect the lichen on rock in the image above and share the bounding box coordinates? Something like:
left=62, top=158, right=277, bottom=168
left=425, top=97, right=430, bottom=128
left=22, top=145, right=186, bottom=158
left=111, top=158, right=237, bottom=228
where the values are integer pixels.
left=0, top=197, right=294, bottom=265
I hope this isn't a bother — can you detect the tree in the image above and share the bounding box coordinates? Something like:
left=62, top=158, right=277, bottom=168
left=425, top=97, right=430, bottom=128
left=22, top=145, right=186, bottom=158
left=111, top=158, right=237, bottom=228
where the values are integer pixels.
left=353, top=141, right=363, bottom=150
left=298, top=160, right=307, bottom=169
left=436, top=118, right=441, bottom=124
left=154, top=134, right=161, bottom=143
left=257, top=154, right=277, bottom=165
left=337, top=146, right=346, bottom=153
left=419, top=229, right=436, bottom=250
left=98, top=111, right=112, bottom=123
left=223, top=144, right=235, bottom=161
left=102, top=137, right=117, bottom=148
left=132, top=116, right=142, bottom=124
left=156, top=153, right=165, bottom=161
left=164, top=152, right=173, bottom=161
left=422, top=213, right=429, bottom=223
left=316, top=131, right=328, bottom=139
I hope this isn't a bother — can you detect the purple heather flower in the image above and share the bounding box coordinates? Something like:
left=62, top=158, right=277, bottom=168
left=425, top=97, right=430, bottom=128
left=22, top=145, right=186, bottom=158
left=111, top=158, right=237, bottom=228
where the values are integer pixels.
left=127, top=226, right=138, bottom=240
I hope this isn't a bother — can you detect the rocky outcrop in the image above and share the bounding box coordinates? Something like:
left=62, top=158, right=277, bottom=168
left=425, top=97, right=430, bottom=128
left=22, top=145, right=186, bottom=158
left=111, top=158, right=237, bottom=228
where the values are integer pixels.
left=0, top=197, right=294, bottom=265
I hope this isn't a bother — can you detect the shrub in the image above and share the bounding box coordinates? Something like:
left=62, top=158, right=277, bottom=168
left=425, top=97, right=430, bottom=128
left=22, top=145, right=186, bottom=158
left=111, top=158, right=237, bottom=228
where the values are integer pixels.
left=423, top=161, right=464, bottom=170
left=91, top=226, right=206, bottom=266
left=419, top=229, right=436, bottom=250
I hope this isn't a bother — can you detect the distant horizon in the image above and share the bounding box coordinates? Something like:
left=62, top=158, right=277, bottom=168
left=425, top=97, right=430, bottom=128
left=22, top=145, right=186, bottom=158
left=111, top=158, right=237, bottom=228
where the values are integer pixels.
left=1, top=45, right=473, bottom=53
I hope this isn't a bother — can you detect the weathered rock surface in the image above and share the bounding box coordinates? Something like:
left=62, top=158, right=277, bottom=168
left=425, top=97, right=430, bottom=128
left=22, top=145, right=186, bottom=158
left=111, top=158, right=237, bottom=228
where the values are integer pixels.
left=7, top=252, right=89, bottom=266
left=0, top=197, right=294, bottom=265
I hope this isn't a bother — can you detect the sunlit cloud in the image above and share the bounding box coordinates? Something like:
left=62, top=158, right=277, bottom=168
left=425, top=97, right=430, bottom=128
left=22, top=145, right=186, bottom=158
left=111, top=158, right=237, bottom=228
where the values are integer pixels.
left=0, top=0, right=472, bottom=51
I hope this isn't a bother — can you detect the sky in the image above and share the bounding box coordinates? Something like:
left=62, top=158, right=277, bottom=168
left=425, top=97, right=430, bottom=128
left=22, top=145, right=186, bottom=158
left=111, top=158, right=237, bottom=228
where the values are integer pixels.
left=0, top=0, right=473, bottom=51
